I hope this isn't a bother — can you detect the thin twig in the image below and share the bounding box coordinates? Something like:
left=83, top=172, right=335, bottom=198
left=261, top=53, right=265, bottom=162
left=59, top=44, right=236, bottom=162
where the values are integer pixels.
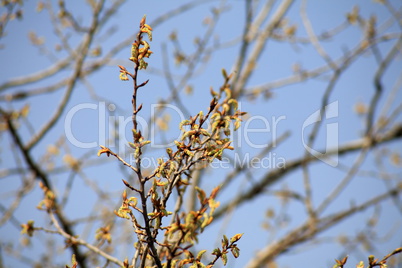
left=25, top=0, right=105, bottom=151
left=233, top=0, right=295, bottom=98
left=245, top=186, right=402, bottom=268
left=214, top=124, right=402, bottom=219
left=48, top=211, right=124, bottom=267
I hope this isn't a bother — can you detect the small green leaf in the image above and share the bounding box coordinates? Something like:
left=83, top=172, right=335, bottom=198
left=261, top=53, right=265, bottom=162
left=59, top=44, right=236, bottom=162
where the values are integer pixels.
left=71, top=254, right=77, bottom=265
left=222, top=68, right=228, bottom=79
left=184, top=149, right=195, bottom=157
left=196, top=187, right=206, bottom=203
left=128, top=197, right=137, bottom=207
left=201, top=214, right=211, bottom=230
left=222, top=103, right=230, bottom=113
left=234, top=119, right=241, bottom=131
left=212, top=248, right=221, bottom=256
left=200, top=129, right=211, bottom=137
left=196, top=249, right=207, bottom=261
left=210, top=88, right=218, bottom=97
left=230, top=233, right=243, bottom=243
left=224, top=87, right=231, bottom=99
left=210, top=112, right=221, bottom=121
left=181, top=130, right=197, bottom=140
left=228, top=98, right=238, bottom=111
left=148, top=212, right=155, bottom=217
left=231, top=247, right=240, bottom=258
left=221, top=253, right=228, bottom=266
left=128, top=142, right=137, bottom=149
left=140, top=140, right=151, bottom=147
left=179, top=120, right=191, bottom=131
left=222, top=235, right=229, bottom=248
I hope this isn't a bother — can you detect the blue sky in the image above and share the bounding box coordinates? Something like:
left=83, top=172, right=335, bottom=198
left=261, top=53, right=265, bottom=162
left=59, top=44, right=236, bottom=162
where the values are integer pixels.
left=1, top=1, right=402, bottom=267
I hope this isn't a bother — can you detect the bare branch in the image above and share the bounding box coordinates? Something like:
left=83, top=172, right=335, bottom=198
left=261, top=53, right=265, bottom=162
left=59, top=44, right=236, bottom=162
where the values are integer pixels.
left=48, top=211, right=124, bottom=267
left=215, top=124, right=402, bottom=219
left=246, top=186, right=402, bottom=268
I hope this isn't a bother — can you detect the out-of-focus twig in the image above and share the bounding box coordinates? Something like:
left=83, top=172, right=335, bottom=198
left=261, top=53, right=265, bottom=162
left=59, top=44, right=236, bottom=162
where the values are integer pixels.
left=48, top=211, right=124, bottom=267
left=215, top=124, right=402, bottom=219
left=245, top=186, right=402, bottom=268
left=25, top=0, right=105, bottom=151
left=233, top=0, right=295, bottom=99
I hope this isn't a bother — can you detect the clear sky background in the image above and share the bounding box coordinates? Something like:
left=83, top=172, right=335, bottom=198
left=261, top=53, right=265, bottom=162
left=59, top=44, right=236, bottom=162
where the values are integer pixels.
left=1, top=0, right=402, bottom=267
